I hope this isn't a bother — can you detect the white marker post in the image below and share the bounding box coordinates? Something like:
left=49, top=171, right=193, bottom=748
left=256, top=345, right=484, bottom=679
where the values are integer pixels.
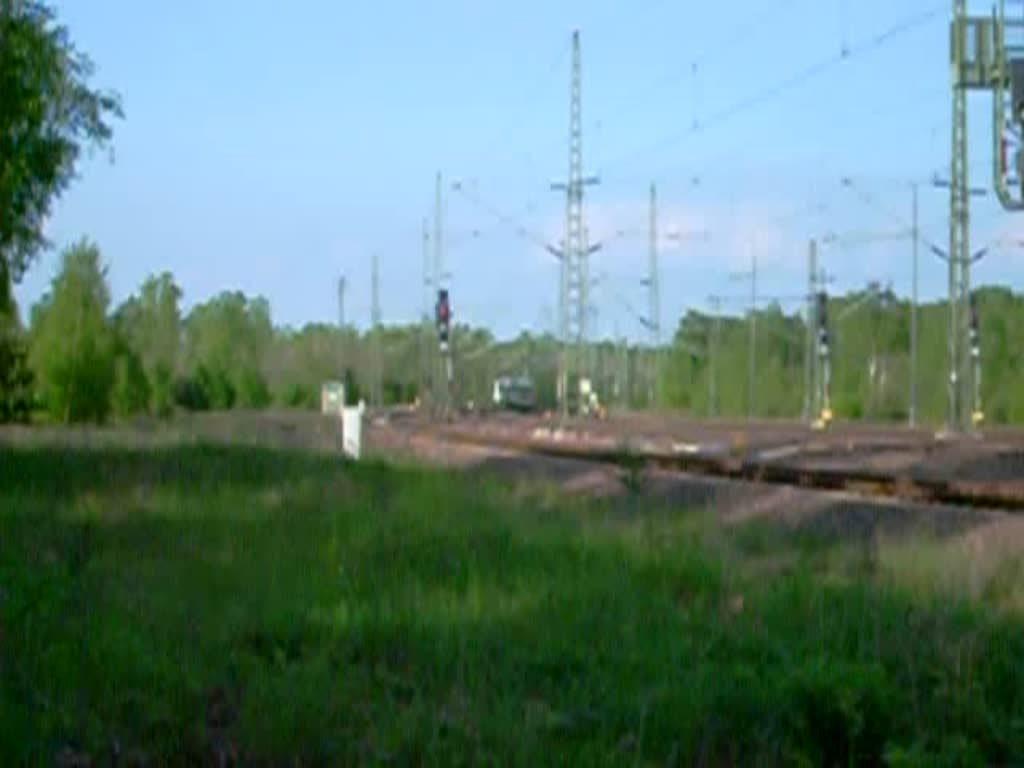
left=341, top=401, right=365, bottom=460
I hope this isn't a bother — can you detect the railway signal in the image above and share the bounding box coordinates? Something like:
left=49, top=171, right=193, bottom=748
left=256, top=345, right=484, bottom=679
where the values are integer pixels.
left=816, top=291, right=830, bottom=350
left=435, top=288, right=454, bottom=417
left=436, top=288, right=451, bottom=348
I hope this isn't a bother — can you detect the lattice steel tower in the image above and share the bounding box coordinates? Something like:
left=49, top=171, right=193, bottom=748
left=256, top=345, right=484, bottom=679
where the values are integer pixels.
left=370, top=253, right=382, bottom=408
left=645, top=183, right=661, bottom=406
left=337, top=275, right=347, bottom=329
left=420, top=218, right=432, bottom=407
left=337, top=274, right=347, bottom=379
left=433, top=171, right=451, bottom=415
left=949, top=0, right=972, bottom=432
left=552, top=29, right=599, bottom=418
left=944, top=0, right=1024, bottom=430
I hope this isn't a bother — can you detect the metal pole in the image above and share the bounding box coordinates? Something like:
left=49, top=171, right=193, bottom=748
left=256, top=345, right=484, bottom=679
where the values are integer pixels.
left=649, top=183, right=662, bottom=408
left=370, top=253, right=382, bottom=408
left=910, top=183, right=919, bottom=427
left=804, top=240, right=818, bottom=423
left=949, top=0, right=969, bottom=432
left=421, top=219, right=431, bottom=408
left=749, top=245, right=758, bottom=421
left=338, top=275, right=347, bottom=329
left=434, top=172, right=447, bottom=416
left=709, top=296, right=720, bottom=418
left=337, top=274, right=347, bottom=378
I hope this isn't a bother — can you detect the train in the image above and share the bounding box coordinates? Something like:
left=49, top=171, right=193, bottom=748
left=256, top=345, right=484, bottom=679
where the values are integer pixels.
left=492, top=375, right=536, bottom=412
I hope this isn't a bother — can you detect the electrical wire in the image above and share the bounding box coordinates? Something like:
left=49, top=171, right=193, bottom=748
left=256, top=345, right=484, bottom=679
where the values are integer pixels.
left=600, top=4, right=944, bottom=179
left=450, top=183, right=557, bottom=255
left=841, top=180, right=948, bottom=258
left=612, top=0, right=804, bottom=122
left=602, top=83, right=947, bottom=190
left=513, top=37, right=572, bottom=168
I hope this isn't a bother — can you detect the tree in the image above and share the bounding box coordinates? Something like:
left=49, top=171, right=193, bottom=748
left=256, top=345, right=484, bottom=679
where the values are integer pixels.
left=29, top=238, right=115, bottom=422
left=265, top=323, right=350, bottom=410
left=182, top=292, right=273, bottom=411
left=0, top=270, right=33, bottom=422
left=111, top=348, right=150, bottom=418
left=0, top=1, right=122, bottom=283
left=115, top=273, right=182, bottom=416
left=0, top=332, right=33, bottom=422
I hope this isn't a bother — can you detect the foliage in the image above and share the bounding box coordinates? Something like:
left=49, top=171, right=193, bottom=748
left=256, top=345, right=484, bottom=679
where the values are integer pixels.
left=342, top=367, right=361, bottom=406
left=17, top=256, right=1024, bottom=424
left=184, top=291, right=272, bottom=411
left=171, top=373, right=209, bottom=412
left=237, top=367, right=271, bottom=409
left=0, top=0, right=121, bottom=282
left=28, top=238, right=115, bottom=423
left=0, top=330, right=33, bottom=422
left=3, top=442, right=1024, bottom=763
left=111, top=348, right=150, bottom=418
left=0, top=271, right=33, bottom=422
left=658, top=286, right=1024, bottom=426
left=114, top=272, right=181, bottom=417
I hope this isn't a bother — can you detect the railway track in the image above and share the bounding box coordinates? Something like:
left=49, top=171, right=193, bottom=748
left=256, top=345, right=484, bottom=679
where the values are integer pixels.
left=383, top=411, right=1024, bottom=511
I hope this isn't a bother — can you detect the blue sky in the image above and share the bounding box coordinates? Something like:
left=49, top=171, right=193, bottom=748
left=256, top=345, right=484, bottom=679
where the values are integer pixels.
left=15, top=0, right=1024, bottom=340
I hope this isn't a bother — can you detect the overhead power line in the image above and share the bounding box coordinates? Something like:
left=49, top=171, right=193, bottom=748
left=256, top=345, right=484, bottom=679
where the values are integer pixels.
left=610, top=0, right=804, bottom=124
left=603, top=83, right=947, bottom=189
left=841, top=180, right=950, bottom=259
left=451, top=183, right=554, bottom=254
left=601, top=4, right=944, bottom=177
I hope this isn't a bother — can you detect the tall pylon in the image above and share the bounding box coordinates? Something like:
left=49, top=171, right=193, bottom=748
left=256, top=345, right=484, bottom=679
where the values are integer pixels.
left=337, top=274, right=347, bottom=379
left=434, top=172, right=445, bottom=297
left=708, top=295, right=722, bottom=418
left=420, top=218, right=432, bottom=408
left=337, top=275, right=347, bottom=329
left=645, top=182, right=661, bottom=406
left=804, top=240, right=818, bottom=424
left=552, top=29, right=600, bottom=419
left=433, top=171, right=450, bottom=415
left=748, top=245, right=758, bottom=421
left=370, top=253, right=382, bottom=408
left=910, top=183, right=919, bottom=427
left=948, top=0, right=972, bottom=433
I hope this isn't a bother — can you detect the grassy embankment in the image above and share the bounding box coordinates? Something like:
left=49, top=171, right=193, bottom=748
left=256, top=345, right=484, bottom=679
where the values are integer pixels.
left=2, top=442, right=1024, bottom=764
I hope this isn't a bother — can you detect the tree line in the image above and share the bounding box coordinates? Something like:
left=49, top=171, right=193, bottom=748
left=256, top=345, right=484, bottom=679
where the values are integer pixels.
left=661, top=285, right=1024, bottom=425
left=2, top=237, right=1023, bottom=426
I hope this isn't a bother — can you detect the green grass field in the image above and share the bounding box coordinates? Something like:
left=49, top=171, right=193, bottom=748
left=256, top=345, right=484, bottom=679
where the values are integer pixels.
left=3, top=442, right=1024, bottom=765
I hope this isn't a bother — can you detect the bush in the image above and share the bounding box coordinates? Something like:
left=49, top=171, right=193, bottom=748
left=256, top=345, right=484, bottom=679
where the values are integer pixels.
left=112, top=351, right=151, bottom=418
left=0, top=332, right=33, bottom=423
left=343, top=368, right=361, bottom=406
left=281, top=383, right=316, bottom=409
left=172, top=375, right=209, bottom=412
left=150, top=363, right=175, bottom=418
left=195, top=365, right=235, bottom=410
left=237, top=368, right=271, bottom=409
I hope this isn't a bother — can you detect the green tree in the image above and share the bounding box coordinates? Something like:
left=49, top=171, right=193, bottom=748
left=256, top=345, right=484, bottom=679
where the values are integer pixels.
left=111, top=348, right=150, bottom=418
left=115, top=273, right=182, bottom=416
left=266, top=323, right=353, bottom=410
left=29, top=238, right=115, bottom=422
left=0, top=1, right=121, bottom=282
left=0, top=267, right=33, bottom=422
left=183, top=292, right=273, bottom=410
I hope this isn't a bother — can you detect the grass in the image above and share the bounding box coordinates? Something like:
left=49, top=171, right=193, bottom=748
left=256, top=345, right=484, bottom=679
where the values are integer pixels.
left=2, top=443, right=1024, bottom=765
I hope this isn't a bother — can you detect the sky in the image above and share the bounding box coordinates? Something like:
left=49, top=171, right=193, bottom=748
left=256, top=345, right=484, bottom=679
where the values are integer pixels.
left=15, top=0, right=1024, bottom=340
